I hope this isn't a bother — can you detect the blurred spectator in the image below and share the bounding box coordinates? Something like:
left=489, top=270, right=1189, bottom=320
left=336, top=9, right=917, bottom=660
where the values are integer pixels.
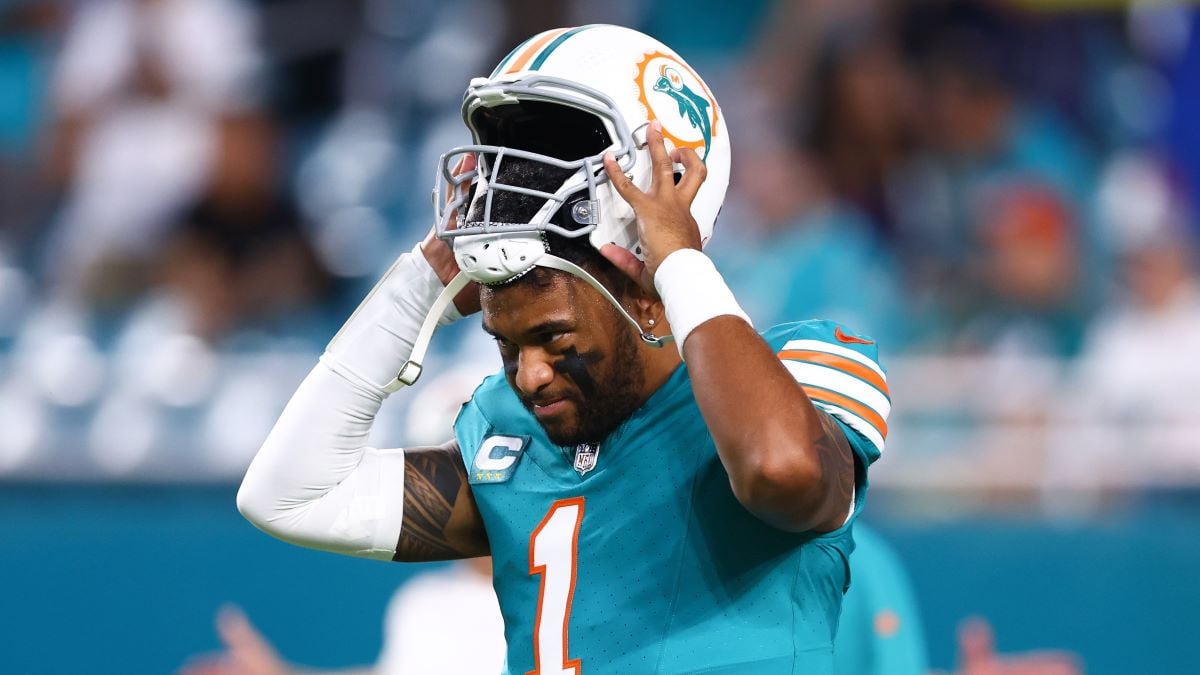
left=1155, top=6, right=1200, bottom=226
left=39, top=0, right=332, bottom=342
left=1065, top=153, right=1200, bottom=479
left=372, top=558, right=504, bottom=674
left=892, top=1, right=1100, bottom=355
left=957, top=181, right=1089, bottom=357
left=713, top=167, right=913, bottom=350
left=0, top=3, right=50, bottom=155
left=747, top=0, right=883, bottom=125
left=183, top=558, right=504, bottom=675
left=0, top=2, right=60, bottom=251
left=805, top=18, right=919, bottom=241
left=161, top=112, right=331, bottom=341
left=0, top=2, right=61, bottom=343
left=42, top=0, right=263, bottom=307
left=715, top=22, right=913, bottom=349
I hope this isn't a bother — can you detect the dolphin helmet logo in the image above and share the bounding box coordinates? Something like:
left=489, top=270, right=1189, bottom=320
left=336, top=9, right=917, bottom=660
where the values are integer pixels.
left=652, top=66, right=713, bottom=161
left=635, top=51, right=720, bottom=162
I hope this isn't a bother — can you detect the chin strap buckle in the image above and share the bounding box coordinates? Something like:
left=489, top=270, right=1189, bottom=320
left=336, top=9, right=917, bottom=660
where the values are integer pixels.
left=640, top=332, right=673, bottom=348
left=396, top=360, right=423, bottom=386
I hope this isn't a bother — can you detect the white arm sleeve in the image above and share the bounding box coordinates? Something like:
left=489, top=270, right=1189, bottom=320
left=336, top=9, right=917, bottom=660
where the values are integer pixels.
left=237, top=363, right=405, bottom=559
left=236, top=243, right=458, bottom=560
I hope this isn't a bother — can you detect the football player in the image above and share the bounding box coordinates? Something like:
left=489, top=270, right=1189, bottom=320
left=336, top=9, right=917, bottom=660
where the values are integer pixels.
left=238, top=25, right=888, bottom=674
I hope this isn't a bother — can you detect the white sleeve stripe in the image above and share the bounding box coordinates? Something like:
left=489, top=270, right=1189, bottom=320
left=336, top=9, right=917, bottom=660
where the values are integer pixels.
left=843, top=484, right=857, bottom=527
left=782, top=361, right=892, bottom=418
left=813, top=401, right=885, bottom=456
left=781, top=339, right=886, bottom=379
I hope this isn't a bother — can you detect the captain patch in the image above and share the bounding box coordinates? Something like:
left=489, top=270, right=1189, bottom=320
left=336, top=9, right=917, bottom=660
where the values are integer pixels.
left=469, top=435, right=529, bottom=484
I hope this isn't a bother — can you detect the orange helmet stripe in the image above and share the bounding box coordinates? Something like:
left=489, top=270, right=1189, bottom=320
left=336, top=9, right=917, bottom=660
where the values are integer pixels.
left=505, top=28, right=571, bottom=74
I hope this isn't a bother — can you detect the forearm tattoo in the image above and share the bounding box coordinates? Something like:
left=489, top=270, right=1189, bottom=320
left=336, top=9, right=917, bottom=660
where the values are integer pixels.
left=394, top=447, right=481, bottom=562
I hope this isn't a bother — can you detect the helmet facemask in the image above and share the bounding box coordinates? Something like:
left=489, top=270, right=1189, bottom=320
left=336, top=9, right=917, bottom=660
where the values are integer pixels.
left=429, top=77, right=670, bottom=351
left=433, top=75, right=640, bottom=271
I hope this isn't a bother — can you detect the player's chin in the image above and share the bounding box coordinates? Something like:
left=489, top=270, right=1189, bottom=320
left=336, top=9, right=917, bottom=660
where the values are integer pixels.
left=538, top=417, right=579, bottom=446
left=538, top=413, right=587, bottom=447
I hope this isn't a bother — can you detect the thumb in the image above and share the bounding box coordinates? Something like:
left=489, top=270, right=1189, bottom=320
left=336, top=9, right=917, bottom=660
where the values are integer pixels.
left=600, top=242, right=648, bottom=282
left=217, top=605, right=271, bottom=654
left=602, top=152, right=644, bottom=206
left=958, top=617, right=997, bottom=672
left=216, top=605, right=290, bottom=675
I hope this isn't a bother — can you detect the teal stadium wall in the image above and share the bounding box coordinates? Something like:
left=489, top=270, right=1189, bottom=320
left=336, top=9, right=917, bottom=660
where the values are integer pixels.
left=2, top=486, right=1198, bottom=674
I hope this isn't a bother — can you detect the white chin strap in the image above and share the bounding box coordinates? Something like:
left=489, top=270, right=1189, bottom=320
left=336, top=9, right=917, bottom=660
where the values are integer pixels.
left=383, top=271, right=470, bottom=393
left=537, top=254, right=674, bottom=350
left=385, top=256, right=671, bottom=392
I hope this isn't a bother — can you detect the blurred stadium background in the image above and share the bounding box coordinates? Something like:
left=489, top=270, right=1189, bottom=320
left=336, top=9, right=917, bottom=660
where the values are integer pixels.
left=1, top=0, right=1199, bottom=672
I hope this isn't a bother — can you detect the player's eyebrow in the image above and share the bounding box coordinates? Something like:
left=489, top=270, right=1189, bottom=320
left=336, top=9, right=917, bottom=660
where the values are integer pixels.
left=524, top=319, right=575, bottom=336
left=482, top=318, right=575, bottom=341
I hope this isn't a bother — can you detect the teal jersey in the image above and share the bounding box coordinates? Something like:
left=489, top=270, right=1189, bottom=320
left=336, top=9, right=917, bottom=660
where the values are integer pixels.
left=834, top=523, right=929, bottom=675
left=454, top=320, right=888, bottom=674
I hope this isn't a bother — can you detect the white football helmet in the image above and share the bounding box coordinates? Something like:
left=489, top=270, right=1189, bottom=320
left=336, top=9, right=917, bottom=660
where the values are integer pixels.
left=435, top=24, right=730, bottom=262
left=394, top=25, right=730, bottom=388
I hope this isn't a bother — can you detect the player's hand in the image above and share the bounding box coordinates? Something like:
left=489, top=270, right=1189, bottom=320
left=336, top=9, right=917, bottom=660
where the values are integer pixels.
left=179, top=605, right=291, bottom=675
left=421, top=153, right=481, bottom=316
left=600, top=120, right=707, bottom=293
left=955, top=618, right=1082, bottom=675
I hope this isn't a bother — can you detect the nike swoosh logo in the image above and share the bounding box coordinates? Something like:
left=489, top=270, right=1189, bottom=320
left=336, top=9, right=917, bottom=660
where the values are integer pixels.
left=835, top=326, right=874, bottom=345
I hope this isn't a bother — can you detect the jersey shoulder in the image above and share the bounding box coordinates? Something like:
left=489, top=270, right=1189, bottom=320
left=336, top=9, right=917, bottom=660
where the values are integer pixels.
left=460, top=371, right=524, bottom=423
left=452, top=371, right=539, bottom=476
left=761, top=319, right=883, bottom=365
left=761, top=319, right=888, bottom=464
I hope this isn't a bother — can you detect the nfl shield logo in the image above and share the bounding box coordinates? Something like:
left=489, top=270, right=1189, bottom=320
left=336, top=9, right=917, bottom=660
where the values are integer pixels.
left=573, top=443, right=600, bottom=476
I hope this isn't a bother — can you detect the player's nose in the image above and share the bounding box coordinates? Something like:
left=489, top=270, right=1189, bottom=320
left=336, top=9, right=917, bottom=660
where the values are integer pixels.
left=514, top=348, right=556, bottom=397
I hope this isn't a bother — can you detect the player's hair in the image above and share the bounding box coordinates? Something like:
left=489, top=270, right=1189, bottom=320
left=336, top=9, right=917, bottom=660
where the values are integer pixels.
left=465, top=157, right=634, bottom=296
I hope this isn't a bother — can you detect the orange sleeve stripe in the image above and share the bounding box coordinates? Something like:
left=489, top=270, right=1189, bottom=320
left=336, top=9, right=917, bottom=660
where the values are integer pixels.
left=802, top=385, right=889, bottom=439
left=778, top=349, right=889, bottom=397
left=505, top=28, right=570, bottom=74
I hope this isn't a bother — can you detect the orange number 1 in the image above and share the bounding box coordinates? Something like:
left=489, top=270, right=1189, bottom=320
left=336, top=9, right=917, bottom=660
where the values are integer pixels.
left=527, top=497, right=585, bottom=675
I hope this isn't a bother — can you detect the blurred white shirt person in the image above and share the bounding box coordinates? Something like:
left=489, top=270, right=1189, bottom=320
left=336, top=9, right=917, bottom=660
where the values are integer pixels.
left=183, top=558, right=504, bottom=675
left=46, top=0, right=261, bottom=296
left=1063, top=154, right=1200, bottom=483
left=378, top=557, right=503, bottom=674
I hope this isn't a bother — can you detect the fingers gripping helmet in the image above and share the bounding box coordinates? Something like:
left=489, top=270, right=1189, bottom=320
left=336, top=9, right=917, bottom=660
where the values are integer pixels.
left=393, top=25, right=730, bottom=389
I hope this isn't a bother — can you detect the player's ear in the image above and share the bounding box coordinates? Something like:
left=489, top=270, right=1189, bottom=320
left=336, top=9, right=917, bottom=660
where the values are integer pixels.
left=631, top=293, right=664, bottom=328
